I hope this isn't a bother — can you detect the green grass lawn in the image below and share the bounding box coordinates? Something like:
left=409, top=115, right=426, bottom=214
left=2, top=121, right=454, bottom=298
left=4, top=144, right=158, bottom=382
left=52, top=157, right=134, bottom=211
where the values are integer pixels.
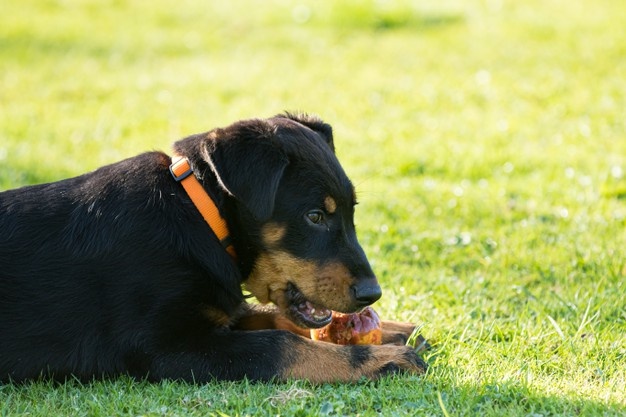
left=1, top=0, right=625, bottom=415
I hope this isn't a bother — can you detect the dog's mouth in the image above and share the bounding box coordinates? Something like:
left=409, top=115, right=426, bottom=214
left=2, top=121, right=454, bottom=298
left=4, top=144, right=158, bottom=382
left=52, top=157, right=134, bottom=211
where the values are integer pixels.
left=285, top=282, right=333, bottom=329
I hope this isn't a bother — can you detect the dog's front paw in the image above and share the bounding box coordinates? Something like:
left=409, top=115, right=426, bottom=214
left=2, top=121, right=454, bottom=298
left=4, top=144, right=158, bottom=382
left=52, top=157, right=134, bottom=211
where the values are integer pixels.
left=381, top=321, right=430, bottom=352
left=367, top=345, right=427, bottom=378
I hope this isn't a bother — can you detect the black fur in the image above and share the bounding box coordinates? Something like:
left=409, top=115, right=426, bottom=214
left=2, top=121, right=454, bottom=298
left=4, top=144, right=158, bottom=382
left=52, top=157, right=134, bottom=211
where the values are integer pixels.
left=349, top=345, right=373, bottom=368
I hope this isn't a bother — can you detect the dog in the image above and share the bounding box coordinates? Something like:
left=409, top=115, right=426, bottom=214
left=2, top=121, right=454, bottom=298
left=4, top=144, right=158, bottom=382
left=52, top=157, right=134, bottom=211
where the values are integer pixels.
left=0, top=113, right=426, bottom=383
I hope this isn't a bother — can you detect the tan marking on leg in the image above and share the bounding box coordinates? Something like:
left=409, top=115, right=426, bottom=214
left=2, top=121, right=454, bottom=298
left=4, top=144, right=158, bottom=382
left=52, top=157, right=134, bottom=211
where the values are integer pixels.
left=202, top=306, right=233, bottom=327
left=234, top=312, right=311, bottom=337
left=233, top=312, right=276, bottom=331
left=280, top=340, right=426, bottom=383
left=233, top=304, right=310, bottom=336
left=324, top=196, right=337, bottom=214
left=380, top=321, right=431, bottom=350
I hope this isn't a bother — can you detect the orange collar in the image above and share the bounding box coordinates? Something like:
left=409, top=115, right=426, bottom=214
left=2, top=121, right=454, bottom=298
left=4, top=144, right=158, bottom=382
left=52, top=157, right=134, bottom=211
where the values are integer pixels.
left=169, top=154, right=236, bottom=259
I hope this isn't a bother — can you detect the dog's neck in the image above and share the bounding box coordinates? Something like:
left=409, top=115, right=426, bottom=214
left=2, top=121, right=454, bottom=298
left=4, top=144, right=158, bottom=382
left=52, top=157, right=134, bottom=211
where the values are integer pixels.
left=169, top=154, right=237, bottom=259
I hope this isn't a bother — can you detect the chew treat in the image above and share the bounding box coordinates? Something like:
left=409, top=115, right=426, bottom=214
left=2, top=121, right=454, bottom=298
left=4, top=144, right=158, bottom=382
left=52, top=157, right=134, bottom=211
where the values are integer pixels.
left=310, top=306, right=382, bottom=345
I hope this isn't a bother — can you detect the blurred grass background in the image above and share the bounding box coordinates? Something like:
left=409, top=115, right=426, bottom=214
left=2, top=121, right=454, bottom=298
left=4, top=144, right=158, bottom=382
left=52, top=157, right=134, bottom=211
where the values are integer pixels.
left=1, top=0, right=625, bottom=415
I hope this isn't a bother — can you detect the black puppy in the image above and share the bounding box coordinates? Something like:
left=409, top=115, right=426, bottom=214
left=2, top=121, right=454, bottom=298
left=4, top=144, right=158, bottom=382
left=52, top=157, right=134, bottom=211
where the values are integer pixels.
left=0, top=113, right=425, bottom=383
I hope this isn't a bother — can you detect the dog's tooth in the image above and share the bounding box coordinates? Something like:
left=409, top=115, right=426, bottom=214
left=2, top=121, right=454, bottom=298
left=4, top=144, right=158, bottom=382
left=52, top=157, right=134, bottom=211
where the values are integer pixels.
left=310, top=308, right=316, bottom=314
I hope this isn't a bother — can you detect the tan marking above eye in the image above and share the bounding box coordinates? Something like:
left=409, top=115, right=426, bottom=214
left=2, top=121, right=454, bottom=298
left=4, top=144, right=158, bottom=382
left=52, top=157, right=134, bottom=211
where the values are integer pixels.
left=324, top=196, right=337, bottom=214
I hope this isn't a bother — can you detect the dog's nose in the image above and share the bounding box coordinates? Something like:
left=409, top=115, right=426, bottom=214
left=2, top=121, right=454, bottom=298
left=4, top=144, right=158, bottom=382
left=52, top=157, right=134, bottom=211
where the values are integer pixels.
left=351, top=281, right=382, bottom=306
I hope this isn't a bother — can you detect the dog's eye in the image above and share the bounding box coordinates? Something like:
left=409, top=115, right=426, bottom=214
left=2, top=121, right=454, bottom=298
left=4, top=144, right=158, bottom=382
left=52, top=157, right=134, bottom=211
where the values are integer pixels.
left=306, top=210, right=325, bottom=225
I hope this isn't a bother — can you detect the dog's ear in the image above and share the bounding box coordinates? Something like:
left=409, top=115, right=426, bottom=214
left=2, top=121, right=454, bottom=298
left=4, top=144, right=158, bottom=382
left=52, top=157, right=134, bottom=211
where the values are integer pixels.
left=277, top=112, right=335, bottom=153
left=203, top=119, right=289, bottom=221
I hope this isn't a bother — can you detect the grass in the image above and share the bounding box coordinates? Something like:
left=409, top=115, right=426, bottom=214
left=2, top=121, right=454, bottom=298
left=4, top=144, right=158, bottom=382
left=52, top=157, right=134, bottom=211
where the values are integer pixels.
left=1, top=0, right=625, bottom=415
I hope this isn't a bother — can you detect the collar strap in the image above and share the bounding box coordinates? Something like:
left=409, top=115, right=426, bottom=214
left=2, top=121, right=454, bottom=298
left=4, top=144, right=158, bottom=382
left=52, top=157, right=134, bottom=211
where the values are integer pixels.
left=169, top=155, right=236, bottom=259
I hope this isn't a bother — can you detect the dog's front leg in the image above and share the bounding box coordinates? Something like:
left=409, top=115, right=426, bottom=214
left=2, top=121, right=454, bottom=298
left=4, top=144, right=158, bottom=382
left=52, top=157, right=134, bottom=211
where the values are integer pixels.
left=234, top=304, right=429, bottom=350
left=147, top=329, right=425, bottom=383
left=232, top=304, right=310, bottom=337
left=380, top=321, right=430, bottom=351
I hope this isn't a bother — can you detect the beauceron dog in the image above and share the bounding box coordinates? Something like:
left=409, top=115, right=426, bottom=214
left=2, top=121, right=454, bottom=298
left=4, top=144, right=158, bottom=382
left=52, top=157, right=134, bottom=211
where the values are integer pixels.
left=0, top=113, right=426, bottom=383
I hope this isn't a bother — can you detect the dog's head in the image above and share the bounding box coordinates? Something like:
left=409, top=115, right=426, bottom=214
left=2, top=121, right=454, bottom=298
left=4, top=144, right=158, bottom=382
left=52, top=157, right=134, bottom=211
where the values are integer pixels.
left=177, top=113, right=381, bottom=329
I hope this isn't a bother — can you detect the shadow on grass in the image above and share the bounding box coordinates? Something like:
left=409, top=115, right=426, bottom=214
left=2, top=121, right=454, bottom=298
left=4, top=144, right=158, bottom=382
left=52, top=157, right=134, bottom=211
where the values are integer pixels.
left=1, top=373, right=623, bottom=416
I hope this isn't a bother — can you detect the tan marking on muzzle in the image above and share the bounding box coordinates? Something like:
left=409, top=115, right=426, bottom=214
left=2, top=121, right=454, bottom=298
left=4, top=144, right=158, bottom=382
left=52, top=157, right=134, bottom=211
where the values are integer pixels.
left=244, top=251, right=359, bottom=315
